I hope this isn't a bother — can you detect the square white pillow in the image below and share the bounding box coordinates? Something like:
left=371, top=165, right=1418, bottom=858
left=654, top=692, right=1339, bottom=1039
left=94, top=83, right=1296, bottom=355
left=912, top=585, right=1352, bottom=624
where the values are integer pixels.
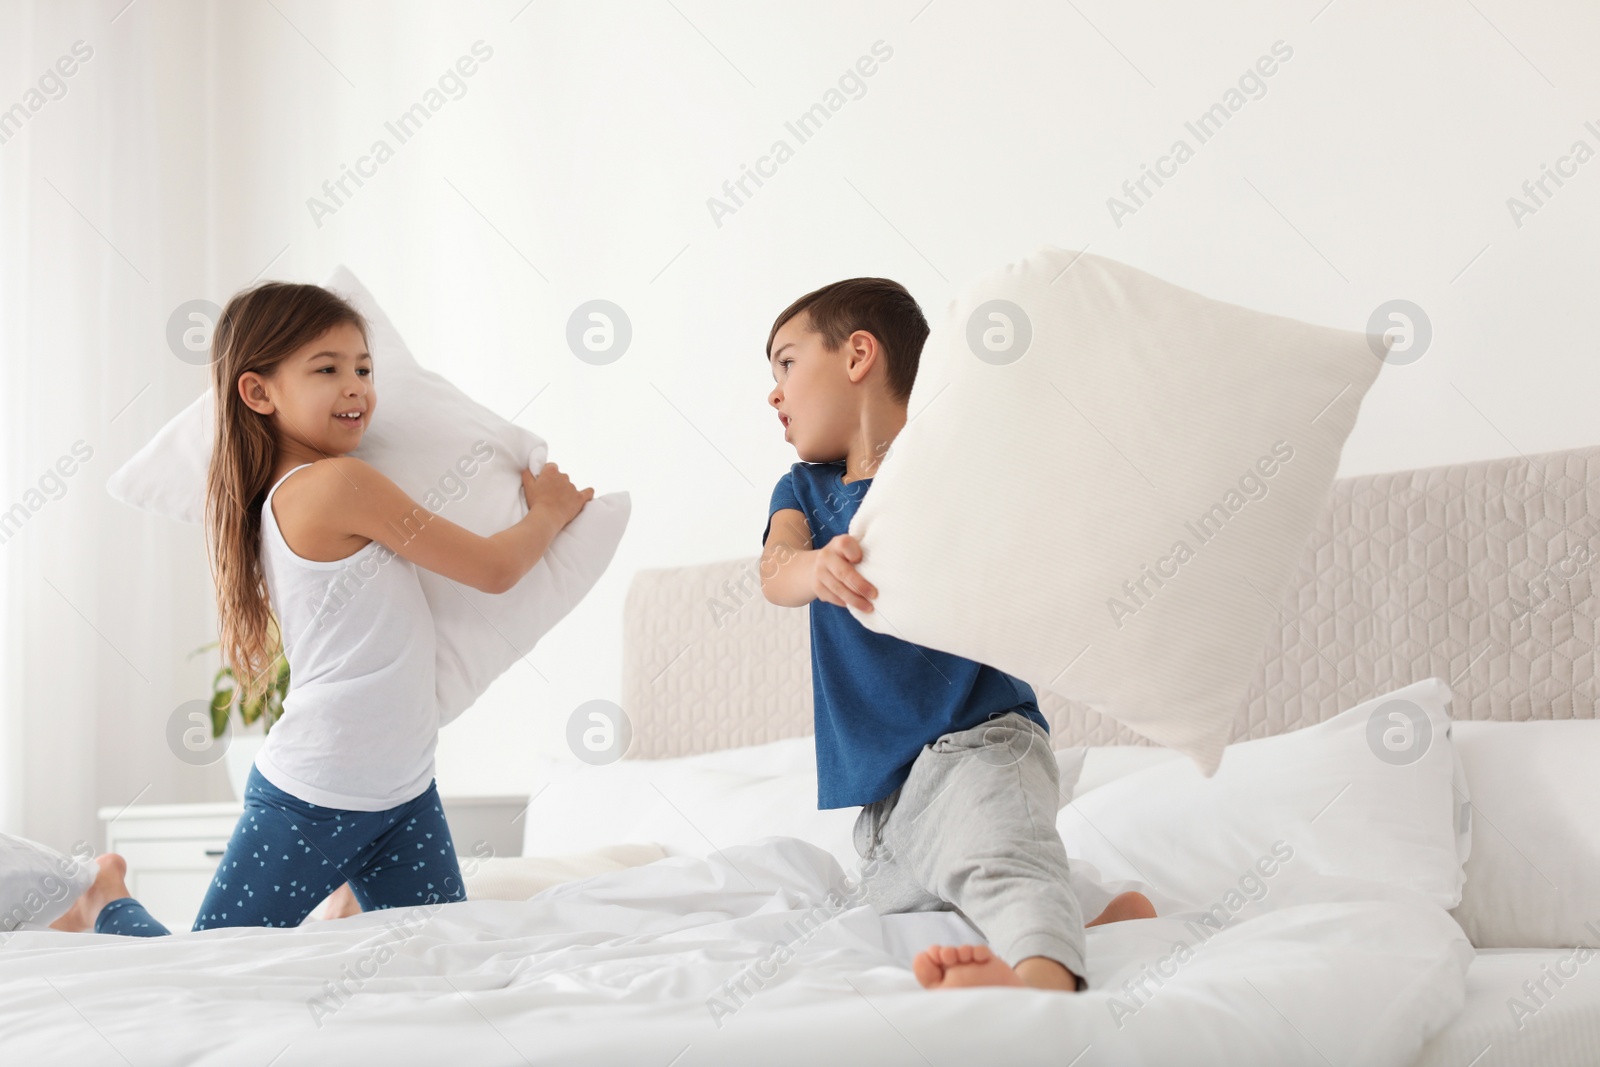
left=0, top=834, right=98, bottom=932
left=1449, top=721, right=1600, bottom=948
left=105, top=265, right=630, bottom=726
left=1059, top=678, right=1466, bottom=914
left=848, top=247, right=1385, bottom=773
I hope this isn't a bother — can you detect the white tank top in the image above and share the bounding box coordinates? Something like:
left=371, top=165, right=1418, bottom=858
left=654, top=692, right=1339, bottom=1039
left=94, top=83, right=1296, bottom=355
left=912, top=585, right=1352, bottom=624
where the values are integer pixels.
left=253, top=462, right=439, bottom=811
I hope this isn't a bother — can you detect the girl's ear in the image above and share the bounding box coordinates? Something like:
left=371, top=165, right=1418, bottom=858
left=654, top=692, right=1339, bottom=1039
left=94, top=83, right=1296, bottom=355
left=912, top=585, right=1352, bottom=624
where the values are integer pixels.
left=237, top=371, right=274, bottom=416
left=845, top=329, right=879, bottom=385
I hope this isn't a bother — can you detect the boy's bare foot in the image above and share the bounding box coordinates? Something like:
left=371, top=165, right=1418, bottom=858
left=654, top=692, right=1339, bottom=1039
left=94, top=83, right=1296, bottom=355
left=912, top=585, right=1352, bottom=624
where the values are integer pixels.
left=912, top=892, right=1155, bottom=991
left=913, top=944, right=1026, bottom=989
left=913, top=946, right=1079, bottom=990
left=1087, top=890, right=1156, bottom=927
left=48, top=853, right=131, bottom=933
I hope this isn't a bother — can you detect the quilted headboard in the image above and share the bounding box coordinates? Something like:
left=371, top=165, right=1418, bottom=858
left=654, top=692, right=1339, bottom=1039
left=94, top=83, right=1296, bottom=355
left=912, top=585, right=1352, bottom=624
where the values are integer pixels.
left=622, top=444, right=1600, bottom=757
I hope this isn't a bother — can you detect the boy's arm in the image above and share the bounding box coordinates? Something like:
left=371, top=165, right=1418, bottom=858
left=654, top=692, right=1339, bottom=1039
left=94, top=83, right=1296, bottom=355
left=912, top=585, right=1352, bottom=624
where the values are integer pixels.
left=761, top=508, right=877, bottom=612
left=761, top=509, right=814, bottom=607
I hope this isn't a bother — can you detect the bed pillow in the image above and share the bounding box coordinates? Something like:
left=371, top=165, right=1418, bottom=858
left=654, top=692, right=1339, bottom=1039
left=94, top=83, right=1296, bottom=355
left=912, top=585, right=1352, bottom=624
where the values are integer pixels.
left=524, top=736, right=1060, bottom=871
left=1053, top=746, right=1087, bottom=809
left=0, top=834, right=98, bottom=933
left=458, top=844, right=670, bottom=902
left=1058, top=678, right=1466, bottom=913
left=522, top=737, right=1086, bottom=874
left=847, top=247, right=1385, bottom=774
left=1070, top=744, right=1183, bottom=798
left=1070, top=741, right=1472, bottom=868
left=522, top=737, right=860, bottom=871
left=1449, top=721, right=1600, bottom=948
left=105, top=266, right=631, bottom=726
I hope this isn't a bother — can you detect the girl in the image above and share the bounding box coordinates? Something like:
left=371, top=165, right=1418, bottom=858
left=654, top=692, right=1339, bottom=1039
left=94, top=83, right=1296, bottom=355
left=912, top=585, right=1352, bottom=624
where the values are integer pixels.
left=63, top=281, right=593, bottom=936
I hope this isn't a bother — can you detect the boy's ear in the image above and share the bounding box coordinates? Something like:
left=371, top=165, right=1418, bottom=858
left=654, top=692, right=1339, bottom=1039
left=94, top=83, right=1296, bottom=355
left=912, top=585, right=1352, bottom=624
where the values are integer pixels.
left=844, top=330, right=879, bottom=385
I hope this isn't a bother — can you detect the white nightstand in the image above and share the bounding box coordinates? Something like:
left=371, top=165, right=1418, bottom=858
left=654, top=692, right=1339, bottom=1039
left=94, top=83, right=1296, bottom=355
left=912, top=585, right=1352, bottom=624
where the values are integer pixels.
left=97, top=794, right=528, bottom=931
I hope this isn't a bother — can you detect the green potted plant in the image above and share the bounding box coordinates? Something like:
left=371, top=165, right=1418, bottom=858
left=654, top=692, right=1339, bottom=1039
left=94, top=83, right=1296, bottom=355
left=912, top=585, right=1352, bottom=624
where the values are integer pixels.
left=189, top=616, right=289, bottom=799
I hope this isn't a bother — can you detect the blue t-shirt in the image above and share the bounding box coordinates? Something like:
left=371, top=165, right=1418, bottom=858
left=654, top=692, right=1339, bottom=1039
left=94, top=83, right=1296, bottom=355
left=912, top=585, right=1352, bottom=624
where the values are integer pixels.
left=763, top=460, right=1047, bottom=809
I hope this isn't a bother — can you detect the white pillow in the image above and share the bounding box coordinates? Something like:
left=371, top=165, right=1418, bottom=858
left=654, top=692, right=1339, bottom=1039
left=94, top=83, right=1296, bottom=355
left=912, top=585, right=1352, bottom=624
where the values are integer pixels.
left=522, top=737, right=1087, bottom=877
left=522, top=737, right=860, bottom=871
left=1070, top=744, right=1183, bottom=798
left=1059, top=678, right=1466, bottom=913
left=848, top=248, right=1384, bottom=774
left=105, top=266, right=630, bottom=726
left=0, top=834, right=98, bottom=933
left=459, top=844, right=668, bottom=901
left=1053, top=746, right=1087, bottom=809
left=1449, top=721, right=1600, bottom=948
left=639, top=734, right=819, bottom=777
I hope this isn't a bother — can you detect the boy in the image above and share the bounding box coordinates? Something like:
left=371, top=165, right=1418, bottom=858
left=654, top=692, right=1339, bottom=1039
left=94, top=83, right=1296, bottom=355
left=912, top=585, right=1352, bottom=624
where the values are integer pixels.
left=759, top=278, right=1152, bottom=991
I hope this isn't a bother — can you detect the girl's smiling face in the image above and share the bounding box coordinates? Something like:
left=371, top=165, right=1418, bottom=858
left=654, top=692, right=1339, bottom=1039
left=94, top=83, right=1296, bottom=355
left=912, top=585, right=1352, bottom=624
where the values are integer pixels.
left=240, top=321, right=374, bottom=460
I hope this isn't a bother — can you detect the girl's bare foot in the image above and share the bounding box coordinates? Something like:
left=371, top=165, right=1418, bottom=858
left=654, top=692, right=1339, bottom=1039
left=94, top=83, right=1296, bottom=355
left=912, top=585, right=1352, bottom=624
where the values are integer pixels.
left=48, top=854, right=131, bottom=933
left=1087, top=890, right=1156, bottom=927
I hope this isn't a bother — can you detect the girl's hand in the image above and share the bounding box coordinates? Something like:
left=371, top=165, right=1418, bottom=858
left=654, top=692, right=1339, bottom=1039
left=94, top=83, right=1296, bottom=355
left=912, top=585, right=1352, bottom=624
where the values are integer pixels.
left=521, top=463, right=595, bottom=528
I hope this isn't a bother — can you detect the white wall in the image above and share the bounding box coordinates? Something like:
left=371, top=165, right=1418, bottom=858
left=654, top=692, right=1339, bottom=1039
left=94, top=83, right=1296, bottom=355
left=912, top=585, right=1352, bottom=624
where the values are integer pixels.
left=6, top=0, right=1599, bottom=832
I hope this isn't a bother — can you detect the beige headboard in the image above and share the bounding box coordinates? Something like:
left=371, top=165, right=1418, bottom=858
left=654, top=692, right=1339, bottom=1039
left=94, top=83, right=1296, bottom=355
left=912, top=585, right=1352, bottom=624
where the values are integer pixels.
left=622, top=444, right=1600, bottom=757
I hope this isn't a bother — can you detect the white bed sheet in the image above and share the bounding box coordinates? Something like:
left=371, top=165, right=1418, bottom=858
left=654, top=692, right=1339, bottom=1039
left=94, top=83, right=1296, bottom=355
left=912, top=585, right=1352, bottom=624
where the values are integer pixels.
left=1413, top=948, right=1600, bottom=1067
left=0, top=838, right=1473, bottom=1066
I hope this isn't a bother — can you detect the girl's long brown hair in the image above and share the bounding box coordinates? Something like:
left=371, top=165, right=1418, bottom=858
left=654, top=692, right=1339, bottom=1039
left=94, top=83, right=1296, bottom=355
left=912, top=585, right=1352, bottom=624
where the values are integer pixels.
left=205, top=282, right=367, bottom=708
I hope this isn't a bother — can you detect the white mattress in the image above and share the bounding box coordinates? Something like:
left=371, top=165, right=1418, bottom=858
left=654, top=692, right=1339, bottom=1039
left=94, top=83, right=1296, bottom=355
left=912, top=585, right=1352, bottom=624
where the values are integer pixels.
left=1413, top=949, right=1600, bottom=1067
left=0, top=839, right=1476, bottom=1066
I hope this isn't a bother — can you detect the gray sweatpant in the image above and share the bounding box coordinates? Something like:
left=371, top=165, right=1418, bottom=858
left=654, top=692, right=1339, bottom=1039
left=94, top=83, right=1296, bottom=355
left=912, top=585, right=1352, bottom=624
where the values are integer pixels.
left=852, top=711, right=1089, bottom=986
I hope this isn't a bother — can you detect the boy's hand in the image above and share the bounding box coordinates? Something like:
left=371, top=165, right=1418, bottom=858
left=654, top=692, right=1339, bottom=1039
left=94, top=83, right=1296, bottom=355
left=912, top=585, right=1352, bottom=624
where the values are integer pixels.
left=521, top=463, right=594, bottom=529
left=811, top=534, right=877, bottom=612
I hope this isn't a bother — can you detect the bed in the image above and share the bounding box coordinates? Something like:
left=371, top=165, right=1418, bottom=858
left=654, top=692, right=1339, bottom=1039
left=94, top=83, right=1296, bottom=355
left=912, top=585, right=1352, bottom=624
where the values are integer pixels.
left=2, top=444, right=1598, bottom=1066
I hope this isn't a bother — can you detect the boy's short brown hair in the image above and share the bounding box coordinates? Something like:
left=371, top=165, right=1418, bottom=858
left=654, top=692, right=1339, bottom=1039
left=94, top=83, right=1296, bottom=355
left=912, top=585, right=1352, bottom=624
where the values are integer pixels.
left=766, top=278, right=929, bottom=403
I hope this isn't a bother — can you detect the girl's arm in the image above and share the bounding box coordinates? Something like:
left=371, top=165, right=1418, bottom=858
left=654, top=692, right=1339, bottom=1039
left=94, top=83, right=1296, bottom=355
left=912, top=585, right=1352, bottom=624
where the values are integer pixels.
left=318, top=456, right=592, bottom=594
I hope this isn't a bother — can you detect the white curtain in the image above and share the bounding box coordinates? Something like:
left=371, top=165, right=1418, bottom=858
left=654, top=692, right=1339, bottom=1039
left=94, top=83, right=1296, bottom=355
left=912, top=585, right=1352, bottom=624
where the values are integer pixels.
left=0, top=1, right=224, bottom=848
left=0, top=0, right=546, bottom=851
left=0, top=0, right=589, bottom=850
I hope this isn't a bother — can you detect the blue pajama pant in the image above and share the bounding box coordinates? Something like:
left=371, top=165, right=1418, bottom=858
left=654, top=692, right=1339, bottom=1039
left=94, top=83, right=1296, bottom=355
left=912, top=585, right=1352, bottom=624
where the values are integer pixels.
left=96, top=763, right=466, bottom=936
